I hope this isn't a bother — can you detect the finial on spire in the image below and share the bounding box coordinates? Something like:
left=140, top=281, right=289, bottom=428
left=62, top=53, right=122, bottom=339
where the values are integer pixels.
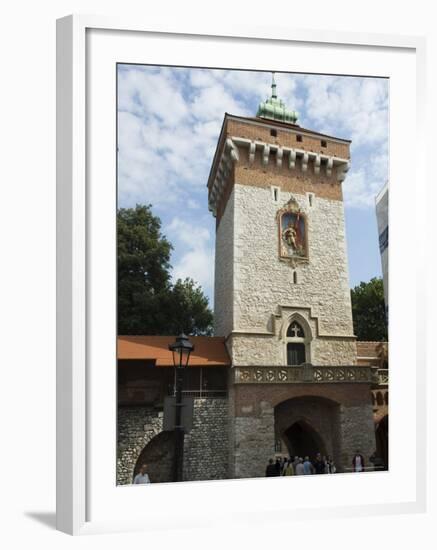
left=271, top=72, right=277, bottom=99
left=256, top=73, right=299, bottom=124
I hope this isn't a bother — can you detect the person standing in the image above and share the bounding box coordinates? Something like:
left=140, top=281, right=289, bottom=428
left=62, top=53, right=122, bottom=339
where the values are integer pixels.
left=282, top=459, right=294, bottom=476
left=325, top=456, right=336, bottom=474
left=313, top=452, right=326, bottom=474
left=294, top=458, right=305, bottom=475
left=133, top=464, right=151, bottom=484
left=275, top=457, right=282, bottom=476
left=303, top=456, right=314, bottom=475
left=352, top=450, right=365, bottom=472
left=265, top=458, right=277, bottom=477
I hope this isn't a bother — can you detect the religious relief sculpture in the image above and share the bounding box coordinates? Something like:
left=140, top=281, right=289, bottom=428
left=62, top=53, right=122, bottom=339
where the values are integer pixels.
left=277, top=197, right=308, bottom=261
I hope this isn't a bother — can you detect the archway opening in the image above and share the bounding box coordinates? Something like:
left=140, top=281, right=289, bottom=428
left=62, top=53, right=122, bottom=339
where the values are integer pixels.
left=283, top=420, right=326, bottom=459
left=133, top=431, right=175, bottom=483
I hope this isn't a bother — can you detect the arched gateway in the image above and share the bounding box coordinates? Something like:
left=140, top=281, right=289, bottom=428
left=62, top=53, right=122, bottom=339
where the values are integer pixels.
left=275, top=396, right=338, bottom=463
left=229, top=375, right=377, bottom=479
left=284, top=421, right=326, bottom=459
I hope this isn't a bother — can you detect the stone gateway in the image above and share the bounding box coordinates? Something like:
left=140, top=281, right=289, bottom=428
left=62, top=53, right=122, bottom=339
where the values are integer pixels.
left=116, top=77, right=388, bottom=484
left=208, top=76, right=381, bottom=477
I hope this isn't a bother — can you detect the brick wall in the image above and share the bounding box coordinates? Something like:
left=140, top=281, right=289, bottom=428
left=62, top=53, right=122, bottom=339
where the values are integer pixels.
left=227, top=118, right=350, bottom=159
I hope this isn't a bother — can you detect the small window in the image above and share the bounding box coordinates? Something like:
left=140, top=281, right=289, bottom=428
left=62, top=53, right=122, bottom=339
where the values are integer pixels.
left=293, top=271, right=298, bottom=284
left=270, top=129, right=277, bottom=137
left=271, top=186, right=280, bottom=203
left=296, top=134, right=303, bottom=142
left=321, top=140, right=327, bottom=147
left=287, top=343, right=306, bottom=365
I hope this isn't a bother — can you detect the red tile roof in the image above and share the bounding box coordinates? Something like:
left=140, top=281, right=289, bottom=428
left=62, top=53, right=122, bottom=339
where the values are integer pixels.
left=117, top=336, right=230, bottom=367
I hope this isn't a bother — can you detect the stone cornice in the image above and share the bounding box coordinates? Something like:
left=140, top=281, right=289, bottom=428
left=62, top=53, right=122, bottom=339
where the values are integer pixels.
left=208, top=136, right=350, bottom=217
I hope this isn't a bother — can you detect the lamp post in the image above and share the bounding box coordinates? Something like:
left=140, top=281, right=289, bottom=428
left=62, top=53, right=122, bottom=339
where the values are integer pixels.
left=168, top=333, right=194, bottom=482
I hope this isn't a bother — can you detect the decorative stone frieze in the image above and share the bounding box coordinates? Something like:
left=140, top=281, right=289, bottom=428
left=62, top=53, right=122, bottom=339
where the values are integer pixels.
left=233, top=365, right=375, bottom=385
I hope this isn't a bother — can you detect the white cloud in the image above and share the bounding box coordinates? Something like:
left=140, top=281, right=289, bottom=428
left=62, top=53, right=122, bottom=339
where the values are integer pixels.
left=343, top=151, right=388, bottom=208
left=301, top=74, right=388, bottom=146
left=118, top=68, right=189, bottom=127
left=117, top=64, right=389, bottom=297
left=165, top=217, right=214, bottom=295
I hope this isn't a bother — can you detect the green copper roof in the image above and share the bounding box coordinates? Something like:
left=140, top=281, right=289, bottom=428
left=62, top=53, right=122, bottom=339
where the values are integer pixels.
left=256, top=73, right=298, bottom=124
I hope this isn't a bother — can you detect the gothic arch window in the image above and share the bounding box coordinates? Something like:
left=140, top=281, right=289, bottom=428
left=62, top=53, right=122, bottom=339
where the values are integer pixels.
left=287, top=321, right=304, bottom=338
left=285, top=318, right=311, bottom=366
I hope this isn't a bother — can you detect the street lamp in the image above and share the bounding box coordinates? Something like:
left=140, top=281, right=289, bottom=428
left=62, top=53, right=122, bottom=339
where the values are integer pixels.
left=168, top=333, right=194, bottom=482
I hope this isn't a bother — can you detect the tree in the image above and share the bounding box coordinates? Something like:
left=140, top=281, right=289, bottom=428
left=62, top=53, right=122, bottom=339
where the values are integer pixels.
left=165, top=278, right=213, bottom=336
left=117, top=204, right=213, bottom=335
left=350, top=277, right=387, bottom=341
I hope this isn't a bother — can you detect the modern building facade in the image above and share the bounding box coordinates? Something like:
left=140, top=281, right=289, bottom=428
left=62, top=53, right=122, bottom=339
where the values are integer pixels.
left=376, top=183, right=389, bottom=318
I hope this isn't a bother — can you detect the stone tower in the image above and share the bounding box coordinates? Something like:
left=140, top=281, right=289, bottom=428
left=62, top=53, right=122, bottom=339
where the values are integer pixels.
left=208, top=74, right=356, bottom=368
left=207, top=75, right=377, bottom=478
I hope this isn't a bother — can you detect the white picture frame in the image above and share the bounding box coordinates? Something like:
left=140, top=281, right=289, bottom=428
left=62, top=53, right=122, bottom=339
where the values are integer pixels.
left=56, top=14, right=427, bottom=535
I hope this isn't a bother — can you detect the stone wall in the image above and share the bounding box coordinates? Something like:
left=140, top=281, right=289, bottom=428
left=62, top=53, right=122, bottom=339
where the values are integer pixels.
left=338, top=404, right=377, bottom=472
left=117, top=399, right=229, bottom=484
left=214, top=186, right=234, bottom=338
left=183, top=398, right=229, bottom=481
left=231, top=400, right=275, bottom=479
left=215, top=184, right=356, bottom=366
left=233, top=185, right=354, bottom=336
left=117, top=406, right=164, bottom=485
left=229, top=334, right=357, bottom=367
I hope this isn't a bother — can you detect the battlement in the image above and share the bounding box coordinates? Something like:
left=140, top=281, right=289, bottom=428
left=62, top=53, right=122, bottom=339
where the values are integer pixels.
left=208, top=114, right=351, bottom=222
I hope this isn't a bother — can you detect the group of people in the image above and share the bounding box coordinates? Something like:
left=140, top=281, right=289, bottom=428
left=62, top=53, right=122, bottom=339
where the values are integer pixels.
left=265, top=453, right=336, bottom=476
left=266, top=450, right=366, bottom=476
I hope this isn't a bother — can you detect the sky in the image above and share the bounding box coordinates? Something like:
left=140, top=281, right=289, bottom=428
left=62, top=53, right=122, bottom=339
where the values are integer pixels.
left=117, top=65, right=388, bottom=306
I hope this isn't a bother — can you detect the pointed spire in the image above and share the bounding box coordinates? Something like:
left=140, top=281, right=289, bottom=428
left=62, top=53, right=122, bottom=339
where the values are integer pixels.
left=256, top=73, right=298, bottom=124
left=271, top=72, right=277, bottom=99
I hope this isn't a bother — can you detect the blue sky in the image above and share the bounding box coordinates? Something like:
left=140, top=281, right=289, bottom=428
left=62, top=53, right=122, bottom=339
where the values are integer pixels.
left=117, top=65, right=388, bottom=305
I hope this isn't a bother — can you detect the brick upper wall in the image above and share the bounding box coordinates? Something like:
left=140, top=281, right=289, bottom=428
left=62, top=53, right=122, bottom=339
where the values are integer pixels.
left=209, top=115, right=351, bottom=226
left=227, top=118, right=350, bottom=159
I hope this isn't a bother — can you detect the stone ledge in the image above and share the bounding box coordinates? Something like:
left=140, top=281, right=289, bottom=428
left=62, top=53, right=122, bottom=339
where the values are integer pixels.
left=233, top=365, right=377, bottom=384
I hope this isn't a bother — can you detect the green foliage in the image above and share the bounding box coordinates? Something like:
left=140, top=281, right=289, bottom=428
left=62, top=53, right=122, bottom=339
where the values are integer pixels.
left=350, top=277, right=388, bottom=341
left=117, top=205, right=213, bottom=335
left=166, top=278, right=213, bottom=336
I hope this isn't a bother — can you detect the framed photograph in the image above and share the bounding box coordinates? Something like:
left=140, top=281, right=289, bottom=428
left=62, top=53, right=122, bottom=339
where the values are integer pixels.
left=56, top=15, right=426, bottom=535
